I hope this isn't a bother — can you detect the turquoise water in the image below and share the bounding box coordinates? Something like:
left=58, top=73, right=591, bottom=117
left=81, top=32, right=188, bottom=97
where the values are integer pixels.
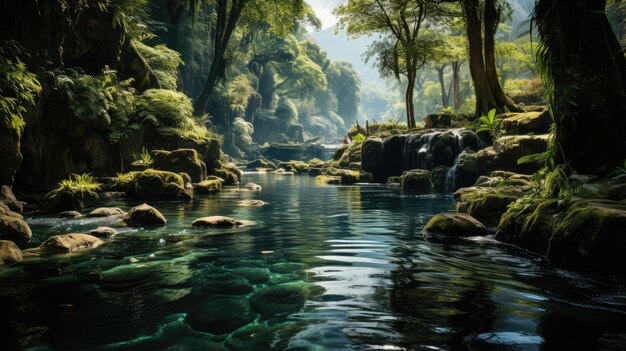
left=2, top=173, right=626, bottom=350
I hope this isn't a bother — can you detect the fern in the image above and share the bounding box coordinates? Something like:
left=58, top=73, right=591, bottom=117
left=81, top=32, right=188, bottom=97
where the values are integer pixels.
left=47, top=173, right=102, bottom=199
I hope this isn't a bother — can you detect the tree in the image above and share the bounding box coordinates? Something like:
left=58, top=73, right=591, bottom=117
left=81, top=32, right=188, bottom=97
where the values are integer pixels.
left=462, top=0, right=521, bottom=117
left=193, top=0, right=310, bottom=115
left=335, top=0, right=437, bottom=129
left=534, top=0, right=626, bottom=174
left=325, top=61, right=361, bottom=126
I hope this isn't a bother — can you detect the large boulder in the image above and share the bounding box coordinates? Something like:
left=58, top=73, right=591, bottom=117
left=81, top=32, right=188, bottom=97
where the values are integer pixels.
left=320, top=168, right=360, bottom=185
left=476, top=134, right=549, bottom=175
left=361, top=138, right=384, bottom=173
left=0, top=185, right=24, bottom=213
left=192, top=216, right=243, bottom=228
left=430, top=166, right=450, bottom=192
left=124, top=203, right=167, bottom=227
left=422, top=212, right=488, bottom=237
left=400, top=169, right=433, bottom=194
left=499, top=110, right=551, bottom=135
left=0, top=240, right=23, bottom=263
left=496, top=198, right=626, bottom=271
left=43, top=189, right=99, bottom=212
left=0, top=215, right=32, bottom=246
left=315, top=175, right=342, bottom=185
left=247, top=158, right=277, bottom=170
left=152, top=149, right=207, bottom=183
left=210, top=161, right=241, bottom=185
left=40, top=233, right=104, bottom=253
left=451, top=150, right=480, bottom=190
left=0, top=204, right=23, bottom=220
left=195, top=178, right=224, bottom=194
left=124, top=169, right=192, bottom=200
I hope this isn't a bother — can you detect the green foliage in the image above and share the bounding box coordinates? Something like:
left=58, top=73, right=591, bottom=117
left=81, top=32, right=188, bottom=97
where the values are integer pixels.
left=609, top=160, right=626, bottom=181
left=135, top=88, right=193, bottom=127
left=134, top=41, right=183, bottom=90
left=137, top=147, right=153, bottom=165
left=47, top=173, right=102, bottom=198
left=0, top=41, right=41, bottom=135
left=476, top=109, right=500, bottom=137
left=275, top=97, right=298, bottom=124
left=352, top=133, right=366, bottom=142
left=115, top=172, right=137, bottom=184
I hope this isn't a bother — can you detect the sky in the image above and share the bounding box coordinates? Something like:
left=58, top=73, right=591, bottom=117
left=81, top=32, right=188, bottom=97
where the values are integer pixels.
left=308, top=0, right=344, bottom=29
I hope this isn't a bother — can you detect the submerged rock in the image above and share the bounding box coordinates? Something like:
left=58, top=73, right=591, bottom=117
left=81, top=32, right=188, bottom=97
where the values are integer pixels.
left=422, top=212, right=487, bottom=237
left=187, top=297, right=257, bottom=334
left=124, top=203, right=167, bottom=227
left=236, top=200, right=268, bottom=207
left=192, top=216, right=243, bottom=228
left=58, top=210, right=82, bottom=218
left=40, top=233, right=104, bottom=253
left=87, top=227, right=117, bottom=238
left=0, top=215, right=32, bottom=246
left=233, top=267, right=271, bottom=284
left=244, top=182, right=262, bottom=191
left=86, top=207, right=126, bottom=217
left=250, top=282, right=311, bottom=319
left=400, top=169, right=433, bottom=194
left=0, top=240, right=23, bottom=263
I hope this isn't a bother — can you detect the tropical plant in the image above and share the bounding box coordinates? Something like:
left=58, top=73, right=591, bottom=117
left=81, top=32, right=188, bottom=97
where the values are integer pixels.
left=476, top=109, right=500, bottom=137
left=47, top=173, right=102, bottom=198
left=137, top=147, right=153, bottom=165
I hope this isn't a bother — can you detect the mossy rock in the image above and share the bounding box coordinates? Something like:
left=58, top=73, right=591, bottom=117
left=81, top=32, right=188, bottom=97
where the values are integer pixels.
left=43, top=189, right=99, bottom=212
left=476, top=134, right=549, bottom=175
left=247, top=158, right=277, bottom=170
left=125, top=169, right=192, bottom=200
left=124, top=203, right=167, bottom=227
left=422, top=212, right=487, bottom=237
left=499, top=110, right=551, bottom=135
left=455, top=187, right=526, bottom=227
left=316, top=175, right=342, bottom=185
left=321, top=168, right=360, bottom=185
left=195, top=179, right=223, bottom=194
left=400, top=169, right=433, bottom=194
left=277, top=160, right=310, bottom=174
left=152, top=149, right=207, bottom=183
left=211, top=161, right=241, bottom=185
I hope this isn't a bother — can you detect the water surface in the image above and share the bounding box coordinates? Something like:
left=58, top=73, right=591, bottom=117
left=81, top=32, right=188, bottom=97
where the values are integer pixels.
left=2, top=174, right=626, bottom=350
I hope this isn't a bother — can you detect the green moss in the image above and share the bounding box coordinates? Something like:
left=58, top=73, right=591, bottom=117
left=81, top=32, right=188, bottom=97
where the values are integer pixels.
left=277, top=161, right=310, bottom=174
left=315, top=175, right=342, bottom=185
left=321, top=168, right=360, bottom=185
left=195, top=179, right=223, bottom=194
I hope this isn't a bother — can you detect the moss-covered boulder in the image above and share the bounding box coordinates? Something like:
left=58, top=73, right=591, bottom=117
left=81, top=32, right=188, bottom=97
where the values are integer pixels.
left=40, top=233, right=104, bottom=253
left=476, top=134, right=549, bottom=175
left=430, top=166, right=450, bottom=192
left=361, top=138, right=384, bottom=173
left=277, top=160, right=310, bottom=174
left=43, top=189, right=99, bottom=212
left=247, top=158, right=277, bottom=170
left=496, top=198, right=626, bottom=271
left=315, top=175, right=342, bottom=185
left=195, top=178, right=224, bottom=194
left=424, top=114, right=452, bottom=128
left=321, top=168, right=360, bottom=185
left=0, top=240, right=23, bottom=263
left=499, top=110, right=551, bottom=135
left=152, top=149, right=207, bottom=183
left=400, top=169, right=433, bottom=194
left=0, top=215, right=32, bottom=246
left=124, top=203, right=167, bottom=227
left=192, top=216, right=243, bottom=228
left=124, top=169, right=192, bottom=200
left=86, top=207, right=125, bottom=218
left=422, top=212, right=487, bottom=237
left=210, top=160, right=241, bottom=185
left=452, top=150, right=480, bottom=189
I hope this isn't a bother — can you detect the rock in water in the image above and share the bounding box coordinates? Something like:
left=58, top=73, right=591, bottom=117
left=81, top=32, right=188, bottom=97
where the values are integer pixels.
left=124, top=203, right=167, bottom=227
left=186, top=297, right=257, bottom=334
left=0, top=240, right=22, bottom=263
left=236, top=200, right=268, bottom=207
left=192, top=216, right=243, bottom=228
left=247, top=158, right=277, bottom=170
left=400, top=169, right=433, bottom=194
left=0, top=215, right=32, bottom=246
left=195, top=178, right=224, bottom=194
left=315, top=175, right=342, bottom=185
left=40, top=233, right=104, bottom=252
left=244, top=183, right=262, bottom=191
left=59, top=211, right=82, bottom=218
left=422, top=212, right=487, bottom=237
left=152, top=149, right=207, bottom=183
left=86, top=207, right=126, bottom=217
left=88, top=227, right=117, bottom=238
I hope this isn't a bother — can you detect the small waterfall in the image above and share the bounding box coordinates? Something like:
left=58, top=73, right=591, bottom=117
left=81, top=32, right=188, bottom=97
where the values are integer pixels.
left=398, top=128, right=479, bottom=192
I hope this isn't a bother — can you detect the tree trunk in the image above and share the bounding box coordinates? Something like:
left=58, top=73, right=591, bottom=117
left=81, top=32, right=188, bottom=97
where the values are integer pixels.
left=452, top=61, right=461, bottom=111
left=463, top=0, right=499, bottom=118
left=484, top=0, right=523, bottom=112
left=405, top=72, right=417, bottom=129
left=535, top=0, right=626, bottom=173
left=436, top=65, right=450, bottom=108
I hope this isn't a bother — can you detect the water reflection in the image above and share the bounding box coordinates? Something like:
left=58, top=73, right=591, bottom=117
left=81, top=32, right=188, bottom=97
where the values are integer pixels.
left=1, top=174, right=626, bottom=350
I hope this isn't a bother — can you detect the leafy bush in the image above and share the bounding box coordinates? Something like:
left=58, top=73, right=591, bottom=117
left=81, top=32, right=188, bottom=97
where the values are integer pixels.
left=136, top=89, right=194, bottom=127
left=0, top=40, right=41, bottom=135
left=134, top=41, right=182, bottom=90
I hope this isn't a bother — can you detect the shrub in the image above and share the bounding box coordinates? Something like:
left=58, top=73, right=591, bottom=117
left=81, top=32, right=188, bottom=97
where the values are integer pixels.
left=134, top=41, right=183, bottom=90
left=46, top=173, right=102, bottom=198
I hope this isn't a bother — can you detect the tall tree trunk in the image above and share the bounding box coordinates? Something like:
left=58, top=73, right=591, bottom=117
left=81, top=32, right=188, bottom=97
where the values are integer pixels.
left=436, top=65, right=450, bottom=108
left=484, top=0, right=522, bottom=112
left=535, top=0, right=626, bottom=173
left=406, top=72, right=417, bottom=129
left=452, top=61, right=461, bottom=111
left=194, top=0, right=245, bottom=115
left=463, top=0, right=499, bottom=118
